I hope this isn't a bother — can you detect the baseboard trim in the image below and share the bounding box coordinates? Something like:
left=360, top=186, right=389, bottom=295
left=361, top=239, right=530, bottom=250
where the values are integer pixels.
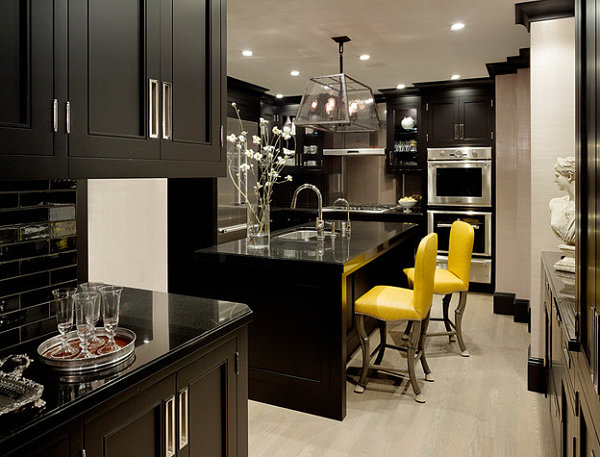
left=528, top=346, right=546, bottom=393
left=493, top=292, right=516, bottom=315
left=514, top=299, right=530, bottom=324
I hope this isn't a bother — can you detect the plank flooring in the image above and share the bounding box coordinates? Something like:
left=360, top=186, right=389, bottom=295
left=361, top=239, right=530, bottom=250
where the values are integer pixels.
left=248, top=293, right=557, bottom=457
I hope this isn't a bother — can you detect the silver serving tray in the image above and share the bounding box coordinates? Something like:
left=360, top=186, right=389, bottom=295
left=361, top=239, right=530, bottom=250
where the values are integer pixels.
left=0, top=354, right=45, bottom=415
left=37, top=328, right=136, bottom=373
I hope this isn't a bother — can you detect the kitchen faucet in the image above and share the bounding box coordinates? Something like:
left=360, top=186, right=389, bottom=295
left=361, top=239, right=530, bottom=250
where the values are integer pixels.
left=332, top=198, right=351, bottom=236
left=291, top=184, right=325, bottom=235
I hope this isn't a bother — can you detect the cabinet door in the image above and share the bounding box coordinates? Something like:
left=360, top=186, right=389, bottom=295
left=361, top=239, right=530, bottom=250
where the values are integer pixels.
left=177, top=338, right=239, bottom=457
left=84, top=375, right=175, bottom=457
left=160, top=0, right=224, bottom=165
left=5, top=419, right=82, bottom=457
left=0, top=0, right=64, bottom=179
left=458, top=95, right=493, bottom=145
left=426, top=97, right=459, bottom=146
left=68, top=0, right=161, bottom=165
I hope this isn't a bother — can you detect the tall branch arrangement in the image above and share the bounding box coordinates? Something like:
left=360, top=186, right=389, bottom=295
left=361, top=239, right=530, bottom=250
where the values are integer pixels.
left=227, top=103, right=296, bottom=223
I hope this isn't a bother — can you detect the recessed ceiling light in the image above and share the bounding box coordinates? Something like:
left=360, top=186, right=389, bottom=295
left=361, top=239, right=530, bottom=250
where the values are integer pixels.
left=290, top=70, right=300, bottom=76
left=275, top=94, right=284, bottom=99
left=451, top=74, right=461, bottom=80
left=359, top=54, right=370, bottom=61
left=396, top=84, right=406, bottom=90
left=451, top=23, right=465, bottom=31
left=241, top=50, right=253, bottom=57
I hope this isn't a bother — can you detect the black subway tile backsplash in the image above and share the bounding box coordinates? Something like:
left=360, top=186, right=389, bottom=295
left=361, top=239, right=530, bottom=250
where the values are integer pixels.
left=0, top=261, right=19, bottom=280
left=0, top=208, right=49, bottom=225
left=51, top=236, right=76, bottom=253
left=0, top=194, right=18, bottom=209
left=20, top=191, right=77, bottom=207
left=0, top=240, right=50, bottom=263
left=0, top=180, right=77, bottom=348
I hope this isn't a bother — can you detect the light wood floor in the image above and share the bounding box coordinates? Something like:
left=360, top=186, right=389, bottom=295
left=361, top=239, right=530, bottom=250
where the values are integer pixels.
left=248, top=293, right=557, bottom=457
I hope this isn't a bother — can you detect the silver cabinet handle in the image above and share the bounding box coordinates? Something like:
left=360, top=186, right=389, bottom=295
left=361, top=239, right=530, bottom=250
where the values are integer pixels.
left=563, top=343, right=571, bottom=369
left=149, top=79, right=159, bottom=139
left=454, top=124, right=459, bottom=140
left=162, top=82, right=172, bottom=140
left=460, top=123, right=464, bottom=140
left=178, top=388, right=189, bottom=450
left=66, top=101, right=71, bottom=134
left=165, top=396, right=175, bottom=457
left=52, top=99, right=58, bottom=132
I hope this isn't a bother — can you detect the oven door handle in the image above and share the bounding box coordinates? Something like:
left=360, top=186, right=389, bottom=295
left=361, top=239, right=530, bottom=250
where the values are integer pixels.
left=437, top=222, right=480, bottom=229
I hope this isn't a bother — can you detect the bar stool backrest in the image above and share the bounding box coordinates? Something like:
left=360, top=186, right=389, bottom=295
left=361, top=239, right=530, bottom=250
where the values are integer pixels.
left=411, top=233, right=438, bottom=318
left=447, top=221, right=475, bottom=287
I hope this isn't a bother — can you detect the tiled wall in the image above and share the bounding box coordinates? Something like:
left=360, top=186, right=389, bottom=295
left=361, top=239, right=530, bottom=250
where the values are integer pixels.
left=0, top=180, right=78, bottom=350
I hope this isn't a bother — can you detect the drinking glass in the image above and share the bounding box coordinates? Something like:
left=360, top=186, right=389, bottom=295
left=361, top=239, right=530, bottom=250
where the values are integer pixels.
left=98, top=286, right=123, bottom=354
left=73, top=292, right=96, bottom=358
left=51, top=287, right=78, bottom=358
left=78, top=282, right=104, bottom=347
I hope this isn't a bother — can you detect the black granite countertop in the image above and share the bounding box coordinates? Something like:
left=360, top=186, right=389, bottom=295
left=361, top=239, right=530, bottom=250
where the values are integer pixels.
left=195, top=221, right=418, bottom=265
left=0, top=288, right=251, bottom=451
left=542, top=251, right=577, bottom=350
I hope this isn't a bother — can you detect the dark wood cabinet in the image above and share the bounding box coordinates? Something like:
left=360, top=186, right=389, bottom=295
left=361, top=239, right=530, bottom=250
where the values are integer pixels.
left=0, top=0, right=225, bottom=179
left=383, top=94, right=423, bottom=172
left=425, top=95, right=493, bottom=147
left=0, top=0, right=66, bottom=179
left=5, top=419, right=82, bottom=457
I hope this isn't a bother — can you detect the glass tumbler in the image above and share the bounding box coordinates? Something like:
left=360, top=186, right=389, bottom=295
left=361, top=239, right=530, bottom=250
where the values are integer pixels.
left=73, top=292, right=96, bottom=358
left=98, top=286, right=123, bottom=354
left=51, top=287, right=78, bottom=358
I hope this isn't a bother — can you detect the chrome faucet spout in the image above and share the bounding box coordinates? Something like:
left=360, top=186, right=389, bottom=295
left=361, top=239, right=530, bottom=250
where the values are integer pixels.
left=332, top=198, right=352, bottom=236
left=291, top=184, right=324, bottom=233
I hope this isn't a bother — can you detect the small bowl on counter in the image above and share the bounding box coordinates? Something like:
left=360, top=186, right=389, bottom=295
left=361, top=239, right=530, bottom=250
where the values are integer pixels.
left=397, top=198, right=418, bottom=213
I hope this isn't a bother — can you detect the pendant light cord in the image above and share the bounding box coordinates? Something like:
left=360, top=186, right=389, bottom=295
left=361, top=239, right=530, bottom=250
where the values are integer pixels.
left=338, top=41, right=344, bottom=73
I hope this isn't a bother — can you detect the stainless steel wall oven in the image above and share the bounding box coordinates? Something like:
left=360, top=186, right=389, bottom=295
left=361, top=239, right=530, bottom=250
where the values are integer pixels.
left=427, top=147, right=492, bottom=207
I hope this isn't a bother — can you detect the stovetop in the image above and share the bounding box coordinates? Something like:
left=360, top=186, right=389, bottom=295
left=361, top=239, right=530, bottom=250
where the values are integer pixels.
left=322, top=203, right=396, bottom=214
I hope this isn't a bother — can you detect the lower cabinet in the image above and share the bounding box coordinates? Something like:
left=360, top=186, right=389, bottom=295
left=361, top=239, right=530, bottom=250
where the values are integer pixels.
left=4, top=327, right=247, bottom=457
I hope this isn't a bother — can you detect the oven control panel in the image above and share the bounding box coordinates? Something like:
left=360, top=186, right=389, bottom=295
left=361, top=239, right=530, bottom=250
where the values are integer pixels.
left=427, top=147, right=492, bottom=161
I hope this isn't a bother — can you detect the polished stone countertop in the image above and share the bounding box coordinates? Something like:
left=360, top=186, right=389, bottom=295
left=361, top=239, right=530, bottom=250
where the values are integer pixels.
left=542, top=251, right=577, bottom=349
left=195, top=221, right=419, bottom=266
left=0, top=288, right=251, bottom=452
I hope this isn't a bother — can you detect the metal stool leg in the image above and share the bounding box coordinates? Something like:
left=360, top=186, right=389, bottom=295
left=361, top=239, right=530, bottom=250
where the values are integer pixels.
left=442, top=294, right=456, bottom=342
left=454, top=291, right=469, bottom=357
left=354, top=315, right=370, bottom=393
left=374, top=321, right=386, bottom=365
left=418, top=312, right=434, bottom=382
left=407, top=321, right=424, bottom=403
left=402, top=321, right=412, bottom=340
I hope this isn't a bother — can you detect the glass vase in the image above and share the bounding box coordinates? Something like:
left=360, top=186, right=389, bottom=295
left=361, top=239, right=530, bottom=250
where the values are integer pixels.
left=246, top=203, right=270, bottom=249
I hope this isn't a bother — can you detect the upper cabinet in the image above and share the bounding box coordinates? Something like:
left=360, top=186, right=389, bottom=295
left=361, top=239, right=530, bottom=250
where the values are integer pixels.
left=419, top=80, right=495, bottom=147
left=0, top=0, right=225, bottom=179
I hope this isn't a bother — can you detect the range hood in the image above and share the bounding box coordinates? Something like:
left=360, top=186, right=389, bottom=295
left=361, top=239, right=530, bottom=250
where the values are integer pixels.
left=295, top=36, right=380, bottom=133
left=323, top=148, right=385, bottom=156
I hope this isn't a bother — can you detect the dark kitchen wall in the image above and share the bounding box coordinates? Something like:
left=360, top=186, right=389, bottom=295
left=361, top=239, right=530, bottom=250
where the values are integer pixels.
left=0, top=180, right=78, bottom=351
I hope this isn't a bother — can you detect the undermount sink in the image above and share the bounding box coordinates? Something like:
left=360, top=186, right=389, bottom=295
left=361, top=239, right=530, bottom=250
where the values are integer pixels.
left=274, top=229, right=334, bottom=241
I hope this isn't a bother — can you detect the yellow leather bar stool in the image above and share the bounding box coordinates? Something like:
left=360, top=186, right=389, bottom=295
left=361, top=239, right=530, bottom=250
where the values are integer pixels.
left=353, top=233, right=438, bottom=403
left=404, top=220, right=475, bottom=357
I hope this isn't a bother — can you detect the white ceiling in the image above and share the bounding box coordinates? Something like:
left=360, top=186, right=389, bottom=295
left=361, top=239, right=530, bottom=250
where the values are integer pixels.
left=227, top=0, right=531, bottom=96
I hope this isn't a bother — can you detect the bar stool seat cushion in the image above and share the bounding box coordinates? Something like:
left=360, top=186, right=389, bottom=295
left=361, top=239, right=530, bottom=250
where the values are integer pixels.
left=404, top=267, right=467, bottom=295
left=355, top=286, right=423, bottom=321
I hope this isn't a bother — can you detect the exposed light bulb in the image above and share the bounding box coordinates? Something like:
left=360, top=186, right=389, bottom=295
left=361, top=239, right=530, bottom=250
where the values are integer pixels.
left=290, top=70, right=300, bottom=76
left=451, top=23, right=465, bottom=31
left=241, top=50, right=253, bottom=57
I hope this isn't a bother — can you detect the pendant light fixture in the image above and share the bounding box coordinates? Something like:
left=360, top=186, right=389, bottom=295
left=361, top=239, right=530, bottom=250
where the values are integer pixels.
left=295, top=36, right=380, bottom=133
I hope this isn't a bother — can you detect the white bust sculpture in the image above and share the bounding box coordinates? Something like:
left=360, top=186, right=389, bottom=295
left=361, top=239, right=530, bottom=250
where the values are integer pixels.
left=549, top=157, right=576, bottom=272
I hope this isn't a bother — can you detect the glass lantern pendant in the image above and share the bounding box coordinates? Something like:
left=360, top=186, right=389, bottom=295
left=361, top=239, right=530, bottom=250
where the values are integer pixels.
left=296, top=36, right=380, bottom=133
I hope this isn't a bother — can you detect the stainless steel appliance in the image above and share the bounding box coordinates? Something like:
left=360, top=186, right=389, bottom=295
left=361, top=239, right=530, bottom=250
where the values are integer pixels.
left=427, top=147, right=492, bottom=207
left=323, top=203, right=394, bottom=214
left=428, top=209, right=492, bottom=284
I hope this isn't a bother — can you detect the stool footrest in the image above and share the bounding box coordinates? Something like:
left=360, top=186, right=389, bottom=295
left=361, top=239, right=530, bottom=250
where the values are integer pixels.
left=428, top=331, right=457, bottom=337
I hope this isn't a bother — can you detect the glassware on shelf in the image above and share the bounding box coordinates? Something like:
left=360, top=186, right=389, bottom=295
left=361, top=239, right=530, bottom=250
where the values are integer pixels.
left=73, top=292, right=97, bottom=359
left=78, top=282, right=104, bottom=348
left=51, top=287, right=78, bottom=358
left=98, top=286, right=123, bottom=355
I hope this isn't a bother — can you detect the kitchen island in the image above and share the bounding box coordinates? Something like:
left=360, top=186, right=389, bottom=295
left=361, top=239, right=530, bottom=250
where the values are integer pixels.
left=194, top=221, right=419, bottom=420
left=0, top=288, right=251, bottom=457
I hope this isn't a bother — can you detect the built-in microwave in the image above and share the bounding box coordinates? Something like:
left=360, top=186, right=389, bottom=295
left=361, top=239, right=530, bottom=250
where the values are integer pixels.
left=427, top=147, right=492, bottom=207
left=427, top=210, right=492, bottom=257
